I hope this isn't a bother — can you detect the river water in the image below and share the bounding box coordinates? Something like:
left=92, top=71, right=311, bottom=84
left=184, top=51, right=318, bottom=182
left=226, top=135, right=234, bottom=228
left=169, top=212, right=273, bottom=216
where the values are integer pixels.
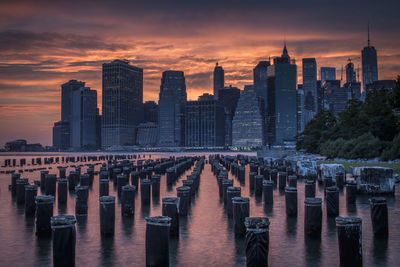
left=0, top=152, right=399, bottom=266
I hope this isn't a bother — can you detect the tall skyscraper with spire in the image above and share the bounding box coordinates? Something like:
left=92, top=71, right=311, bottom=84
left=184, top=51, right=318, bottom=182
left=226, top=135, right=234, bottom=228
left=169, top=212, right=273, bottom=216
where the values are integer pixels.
left=362, top=24, right=378, bottom=92
left=213, top=63, right=224, bottom=100
left=267, top=43, right=297, bottom=145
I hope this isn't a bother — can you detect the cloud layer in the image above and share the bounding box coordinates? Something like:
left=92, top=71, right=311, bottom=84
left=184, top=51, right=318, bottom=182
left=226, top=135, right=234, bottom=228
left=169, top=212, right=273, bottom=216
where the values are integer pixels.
left=0, top=0, right=399, bottom=146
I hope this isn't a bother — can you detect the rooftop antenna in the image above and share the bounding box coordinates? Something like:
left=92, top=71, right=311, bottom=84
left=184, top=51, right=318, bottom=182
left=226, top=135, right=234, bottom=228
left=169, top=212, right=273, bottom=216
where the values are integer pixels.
left=368, top=21, right=370, bottom=47
left=341, top=65, right=343, bottom=81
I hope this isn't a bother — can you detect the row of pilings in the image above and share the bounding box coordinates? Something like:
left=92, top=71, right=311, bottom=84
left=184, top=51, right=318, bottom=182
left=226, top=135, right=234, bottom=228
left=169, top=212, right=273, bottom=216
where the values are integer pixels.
left=209, top=154, right=389, bottom=267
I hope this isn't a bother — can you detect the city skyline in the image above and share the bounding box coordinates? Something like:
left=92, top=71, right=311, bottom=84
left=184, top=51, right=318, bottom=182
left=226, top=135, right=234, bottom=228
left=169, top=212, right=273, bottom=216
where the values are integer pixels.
left=0, top=0, right=400, bottom=146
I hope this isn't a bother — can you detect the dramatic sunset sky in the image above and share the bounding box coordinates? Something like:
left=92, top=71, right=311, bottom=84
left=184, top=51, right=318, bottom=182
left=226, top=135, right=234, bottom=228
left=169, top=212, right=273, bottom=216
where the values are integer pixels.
left=0, top=0, right=399, bottom=146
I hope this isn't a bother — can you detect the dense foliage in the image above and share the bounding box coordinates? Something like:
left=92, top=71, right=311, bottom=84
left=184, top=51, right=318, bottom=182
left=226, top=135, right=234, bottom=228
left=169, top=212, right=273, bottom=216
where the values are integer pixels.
left=296, top=76, right=400, bottom=160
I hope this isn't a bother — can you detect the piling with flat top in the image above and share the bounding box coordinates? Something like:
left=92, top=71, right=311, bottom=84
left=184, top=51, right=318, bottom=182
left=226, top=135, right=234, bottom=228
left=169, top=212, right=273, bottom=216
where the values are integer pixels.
left=151, top=174, right=161, bottom=197
left=370, top=197, right=388, bottom=237
left=80, top=174, right=89, bottom=187
left=45, top=174, right=57, bottom=196
left=254, top=175, right=264, bottom=197
left=222, top=179, right=234, bottom=206
left=335, top=172, right=345, bottom=189
left=249, top=172, right=256, bottom=193
left=16, top=178, right=29, bottom=203
left=99, top=179, right=109, bottom=197
left=59, top=168, right=66, bottom=179
left=75, top=186, right=89, bottom=215
left=40, top=171, right=48, bottom=192
left=263, top=180, right=274, bottom=204
left=245, top=217, right=270, bottom=267
left=285, top=187, right=297, bottom=217
left=177, top=186, right=191, bottom=216
left=346, top=180, right=357, bottom=204
left=326, top=186, right=339, bottom=216
left=57, top=178, right=68, bottom=204
left=305, top=180, right=316, bottom=198
left=323, top=176, right=333, bottom=195
left=336, top=217, right=362, bottom=266
left=226, top=187, right=241, bottom=216
left=51, top=215, right=76, bottom=267
left=11, top=173, right=20, bottom=195
left=141, top=179, right=151, bottom=204
left=270, top=170, right=277, bottom=186
left=162, top=197, right=180, bottom=237
left=121, top=185, right=136, bottom=217
left=35, top=195, right=54, bottom=236
left=146, top=216, right=171, bottom=267
left=304, top=198, right=322, bottom=237
left=99, top=196, right=115, bottom=236
left=68, top=171, right=77, bottom=191
left=25, top=184, right=38, bottom=215
left=131, top=171, right=139, bottom=188
left=278, top=172, right=287, bottom=190
left=232, top=197, right=250, bottom=235
left=288, top=175, right=297, bottom=188
left=117, top=174, right=128, bottom=197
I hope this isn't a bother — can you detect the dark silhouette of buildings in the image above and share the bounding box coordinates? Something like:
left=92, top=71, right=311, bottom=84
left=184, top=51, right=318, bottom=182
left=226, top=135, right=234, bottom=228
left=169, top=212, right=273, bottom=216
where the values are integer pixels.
left=102, top=59, right=143, bottom=148
left=302, top=58, right=318, bottom=126
left=5, top=139, right=44, bottom=152
left=158, top=70, right=187, bottom=147
left=213, top=63, right=224, bottom=100
left=185, top=94, right=225, bottom=147
left=344, top=59, right=361, bottom=99
left=144, top=101, right=158, bottom=123
left=218, top=86, right=241, bottom=146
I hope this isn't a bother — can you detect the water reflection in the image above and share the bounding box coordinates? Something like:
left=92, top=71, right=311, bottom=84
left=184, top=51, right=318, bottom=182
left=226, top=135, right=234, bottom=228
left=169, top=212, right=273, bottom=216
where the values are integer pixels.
left=373, top=236, right=388, bottom=265
left=101, top=235, right=115, bottom=266
left=121, top=216, right=134, bottom=236
left=305, top=236, right=322, bottom=266
left=286, top=216, right=297, bottom=236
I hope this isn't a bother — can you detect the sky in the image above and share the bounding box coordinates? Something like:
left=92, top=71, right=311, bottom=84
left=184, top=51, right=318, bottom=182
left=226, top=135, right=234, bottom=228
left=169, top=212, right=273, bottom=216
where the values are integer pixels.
left=0, top=0, right=400, bottom=147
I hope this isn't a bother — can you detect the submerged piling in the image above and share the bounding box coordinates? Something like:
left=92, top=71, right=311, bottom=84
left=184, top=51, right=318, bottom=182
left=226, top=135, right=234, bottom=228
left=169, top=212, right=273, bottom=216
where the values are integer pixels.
left=336, top=217, right=362, bottom=266
left=16, top=178, right=29, bottom=204
left=232, top=197, right=250, bottom=235
left=121, top=185, right=136, bottom=217
left=75, top=186, right=89, bottom=215
left=254, top=175, right=264, bottom=197
left=245, top=217, right=270, bottom=267
left=226, top=186, right=241, bottom=216
left=24, top=184, right=38, bottom=215
left=370, top=197, right=388, bottom=237
left=145, top=216, right=171, bottom=267
left=304, top=198, right=322, bottom=237
left=51, top=215, right=76, bottom=267
left=263, top=180, right=274, bottom=204
left=35, top=195, right=54, bottom=236
left=45, top=174, right=57, bottom=196
left=99, top=179, right=109, bottom=197
left=326, top=186, right=339, bottom=216
left=141, top=179, right=151, bottom=204
left=162, top=197, right=180, bottom=237
left=177, top=186, right=191, bottom=216
left=346, top=181, right=357, bottom=204
left=305, top=180, right=316, bottom=198
left=285, top=187, right=297, bottom=217
left=57, top=178, right=68, bottom=204
left=99, top=196, right=115, bottom=236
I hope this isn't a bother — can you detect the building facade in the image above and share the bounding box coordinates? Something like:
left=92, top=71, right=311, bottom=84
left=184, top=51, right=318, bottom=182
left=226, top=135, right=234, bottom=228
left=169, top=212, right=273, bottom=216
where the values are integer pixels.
left=144, top=101, right=158, bottom=123
left=70, top=87, right=98, bottom=149
left=52, top=121, right=70, bottom=150
left=61, top=80, right=85, bottom=123
left=266, top=44, right=298, bottom=145
left=302, top=58, right=318, bottom=125
left=218, top=86, right=241, bottom=146
left=158, top=70, right=187, bottom=147
left=320, top=67, right=336, bottom=85
left=297, top=86, right=305, bottom=134
left=185, top=96, right=225, bottom=147
left=323, top=80, right=350, bottom=116
left=102, top=59, right=143, bottom=148
left=136, top=122, right=158, bottom=146
left=232, top=85, right=264, bottom=148
left=253, top=61, right=270, bottom=103
left=213, top=63, right=224, bottom=100
left=362, top=29, right=378, bottom=91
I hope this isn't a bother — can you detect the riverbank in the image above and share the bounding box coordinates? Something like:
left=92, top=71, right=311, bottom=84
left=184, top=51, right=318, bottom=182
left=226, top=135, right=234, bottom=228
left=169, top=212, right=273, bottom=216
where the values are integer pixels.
left=317, top=160, right=400, bottom=175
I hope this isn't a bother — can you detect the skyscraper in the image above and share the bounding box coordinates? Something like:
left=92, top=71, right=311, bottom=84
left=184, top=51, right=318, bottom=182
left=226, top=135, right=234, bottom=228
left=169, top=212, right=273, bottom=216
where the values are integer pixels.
left=297, top=85, right=305, bottom=134
left=213, top=63, right=224, bottom=100
left=232, top=85, right=264, bottom=148
left=185, top=95, right=225, bottom=147
left=70, top=87, right=98, bottom=149
left=302, top=58, right=317, bottom=124
left=267, top=43, right=297, bottom=145
left=362, top=25, right=378, bottom=91
left=344, top=60, right=361, bottom=99
left=53, top=79, right=85, bottom=150
left=143, top=101, right=158, bottom=123
left=218, top=86, right=241, bottom=146
left=61, top=80, right=85, bottom=123
left=158, top=70, right=187, bottom=147
left=102, top=59, right=143, bottom=148
left=253, top=60, right=270, bottom=103
left=320, top=67, right=336, bottom=85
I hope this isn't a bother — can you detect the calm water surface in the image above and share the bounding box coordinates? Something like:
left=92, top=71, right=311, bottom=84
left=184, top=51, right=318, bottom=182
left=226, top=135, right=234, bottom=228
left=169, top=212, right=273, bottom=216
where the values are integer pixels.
left=0, top=152, right=399, bottom=266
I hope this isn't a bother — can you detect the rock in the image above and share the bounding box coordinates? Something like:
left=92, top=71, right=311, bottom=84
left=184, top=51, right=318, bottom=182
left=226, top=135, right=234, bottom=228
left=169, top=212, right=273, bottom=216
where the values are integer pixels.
left=296, top=161, right=317, bottom=179
left=319, top=164, right=345, bottom=182
left=353, top=167, right=395, bottom=194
